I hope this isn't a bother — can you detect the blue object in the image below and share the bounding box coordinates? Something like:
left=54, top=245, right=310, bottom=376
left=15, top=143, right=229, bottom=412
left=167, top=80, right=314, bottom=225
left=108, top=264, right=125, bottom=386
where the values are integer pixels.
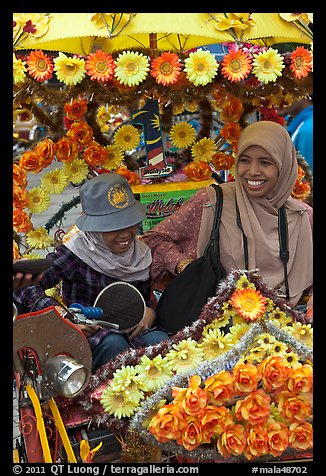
left=69, top=303, right=104, bottom=319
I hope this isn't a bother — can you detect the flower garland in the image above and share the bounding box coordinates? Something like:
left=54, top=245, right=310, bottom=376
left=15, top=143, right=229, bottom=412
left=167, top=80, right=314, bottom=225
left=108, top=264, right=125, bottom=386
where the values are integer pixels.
left=67, top=270, right=312, bottom=443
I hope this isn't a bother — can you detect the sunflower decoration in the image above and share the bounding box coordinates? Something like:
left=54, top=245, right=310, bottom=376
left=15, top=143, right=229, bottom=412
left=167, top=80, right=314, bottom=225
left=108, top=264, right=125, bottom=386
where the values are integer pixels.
left=114, top=124, right=140, bottom=151
left=150, top=52, right=182, bottom=86
left=102, top=144, right=125, bottom=170
left=100, top=387, right=142, bottom=419
left=62, top=158, right=89, bottom=184
left=221, top=48, right=252, bottom=82
left=114, top=51, right=150, bottom=87
left=53, top=52, right=86, bottom=86
left=165, top=338, right=205, bottom=374
left=231, top=288, right=267, bottom=322
left=85, top=50, right=116, bottom=83
left=169, top=122, right=197, bottom=149
left=26, top=226, right=53, bottom=250
left=27, top=186, right=51, bottom=214
left=26, top=50, right=54, bottom=82
left=134, top=355, right=173, bottom=392
left=41, top=169, right=69, bottom=194
left=252, top=48, right=285, bottom=84
left=184, top=48, right=219, bottom=86
left=290, top=46, right=313, bottom=79
left=198, top=328, right=233, bottom=359
left=191, top=137, right=217, bottom=162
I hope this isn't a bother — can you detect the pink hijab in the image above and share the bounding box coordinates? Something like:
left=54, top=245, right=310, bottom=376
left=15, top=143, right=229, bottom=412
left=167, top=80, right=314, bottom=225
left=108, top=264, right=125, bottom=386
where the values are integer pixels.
left=199, top=121, right=313, bottom=305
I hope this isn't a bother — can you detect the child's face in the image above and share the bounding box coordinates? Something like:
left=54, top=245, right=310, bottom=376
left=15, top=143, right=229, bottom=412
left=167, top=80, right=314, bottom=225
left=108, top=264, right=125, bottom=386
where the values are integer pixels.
left=102, top=225, right=138, bottom=254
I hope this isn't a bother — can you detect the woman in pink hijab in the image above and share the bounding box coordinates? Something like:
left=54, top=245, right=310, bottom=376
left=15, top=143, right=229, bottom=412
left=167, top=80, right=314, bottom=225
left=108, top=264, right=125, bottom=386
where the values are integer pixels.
left=142, top=121, right=313, bottom=308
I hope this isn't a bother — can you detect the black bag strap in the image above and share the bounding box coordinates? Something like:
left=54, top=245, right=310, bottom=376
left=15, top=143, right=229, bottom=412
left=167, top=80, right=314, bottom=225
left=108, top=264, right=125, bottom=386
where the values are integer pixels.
left=204, top=184, right=223, bottom=257
left=278, top=205, right=290, bottom=301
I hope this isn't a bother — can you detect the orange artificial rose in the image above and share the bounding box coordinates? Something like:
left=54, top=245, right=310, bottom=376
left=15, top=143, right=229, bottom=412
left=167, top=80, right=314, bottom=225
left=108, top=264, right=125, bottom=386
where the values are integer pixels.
left=148, top=404, right=186, bottom=443
left=13, top=164, right=27, bottom=188
left=266, top=421, right=289, bottom=457
left=219, top=96, right=244, bottom=123
left=233, top=361, right=261, bottom=394
left=179, top=375, right=208, bottom=416
left=204, top=370, right=235, bottom=406
left=259, top=355, right=291, bottom=392
left=13, top=240, right=20, bottom=260
left=13, top=208, right=33, bottom=233
left=183, top=160, right=212, bottom=182
left=287, top=364, right=313, bottom=394
left=288, top=422, right=313, bottom=451
left=200, top=404, right=234, bottom=437
left=276, top=391, right=312, bottom=423
left=55, top=136, right=79, bottom=163
left=115, top=166, right=140, bottom=185
left=235, top=389, right=271, bottom=425
left=211, top=152, right=235, bottom=171
left=83, top=141, right=109, bottom=167
left=178, top=415, right=209, bottom=451
left=291, top=180, right=311, bottom=200
left=13, top=185, right=29, bottom=209
left=66, top=120, right=94, bottom=147
left=220, top=122, right=242, bottom=145
left=244, top=423, right=269, bottom=461
left=216, top=423, right=247, bottom=458
left=64, top=99, right=87, bottom=121
left=34, top=138, right=55, bottom=168
left=19, top=150, right=44, bottom=174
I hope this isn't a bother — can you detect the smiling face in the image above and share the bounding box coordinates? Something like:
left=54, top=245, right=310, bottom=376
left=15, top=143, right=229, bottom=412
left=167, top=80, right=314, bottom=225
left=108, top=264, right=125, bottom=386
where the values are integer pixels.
left=237, top=145, right=279, bottom=199
left=102, top=224, right=138, bottom=254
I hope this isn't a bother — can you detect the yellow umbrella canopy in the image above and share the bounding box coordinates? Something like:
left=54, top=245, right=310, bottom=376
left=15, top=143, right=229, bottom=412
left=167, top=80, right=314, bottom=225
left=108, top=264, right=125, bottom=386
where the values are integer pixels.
left=14, top=13, right=312, bottom=56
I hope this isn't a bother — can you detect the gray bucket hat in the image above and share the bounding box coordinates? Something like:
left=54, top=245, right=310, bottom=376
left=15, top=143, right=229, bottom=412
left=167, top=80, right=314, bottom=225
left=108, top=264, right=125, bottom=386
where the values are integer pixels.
left=75, top=173, right=146, bottom=232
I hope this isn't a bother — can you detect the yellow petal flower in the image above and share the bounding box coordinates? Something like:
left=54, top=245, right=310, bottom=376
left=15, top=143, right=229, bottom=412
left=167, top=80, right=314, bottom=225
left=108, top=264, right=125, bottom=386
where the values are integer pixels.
left=184, top=48, right=218, bottom=86
left=114, top=51, right=149, bottom=87
left=27, top=187, right=51, bottom=214
left=169, top=122, right=196, bottom=148
left=53, top=52, right=86, bottom=86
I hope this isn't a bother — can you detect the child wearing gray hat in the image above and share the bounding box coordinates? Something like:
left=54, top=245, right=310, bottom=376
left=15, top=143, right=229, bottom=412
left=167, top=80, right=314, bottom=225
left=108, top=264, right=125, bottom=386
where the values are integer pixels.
left=13, top=173, right=170, bottom=372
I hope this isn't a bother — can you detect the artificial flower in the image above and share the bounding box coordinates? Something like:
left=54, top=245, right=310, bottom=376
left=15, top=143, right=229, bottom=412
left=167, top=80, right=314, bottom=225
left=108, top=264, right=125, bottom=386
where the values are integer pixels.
left=201, top=405, right=234, bottom=437
left=100, top=387, right=141, bottom=418
left=227, top=323, right=250, bottom=341
left=291, top=180, right=311, bottom=200
left=134, top=355, right=173, bottom=392
left=62, top=158, right=89, bottom=184
left=26, top=50, right=54, bottom=82
left=102, top=145, right=124, bottom=171
left=220, top=122, right=242, bottom=146
left=13, top=240, right=20, bottom=260
left=55, top=137, right=79, bottom=163
left=115, top=165, right=140, bottom=185
left=114, top=124, right=140, bottom=151
left=290, top=47, right=312, bottom=79
left=64, top=99, right=87, bottom=121
left=213, top=13, right=256, bottom=35
left=221, top=49, right=252, bottom=82
left=184, top=48, right=218, bottom=86
left=22, top=252, right=44, bottom=260
left=80, top=439, right=103, bottom=463
left=211, top=152, right=235, bottom=171
left=235, top=389, right=271, bottom=425
left=231, top=288, right=266, bottom=321
left=34, top=138, right=55, bottom=168
left=217, top=423, right=247, bottom=458
left=275, top=391, right=312, bottom=423
left=283, top=351, right=302, bottom=369
left=85, top=50, right=116, bottom=82
left=204, top=370, right=234, bottom=406
left=269, top=341, right=288, bottom=357
left=191, top=137, right=217, bottom=162
left=41, top=169, right=68, bottom=194
left=173, top=376, right=207, bottom=416
left=198, top=328, right=233, bottom=359
left=66, top=120, right=94, bottom=146
left=13, top=13, right=50, bottom=42
left=148, top=404, right=186, bottom=443
left=114, top=51, right=149, bottom=87
left=165, top=338, right=204, bottom=374
left=150, top=52, right=181, bottom=86
left=287, top=364, right=313, bottom=394
left=243, top=424, right=269, bottom=460
left=53, top=52, right=86, bottom=86
left=27, top=187, right=51, bottom=214
left=219, top=96, right=244, bottom=123
left=286, top=323, right=313, bottom=347
left=13, top=185, right=29, bottom=209
left=259, top=355, right=291, bottom=392
left=83, top=141, right=108, bottom=167
left=232, top=361, right=261, bottom=394
left=13, top=53, right=27, bottom=84
left=110, top=365, right=149, bottom=395
left=252, top=48, right=285, bottom=84
left=179, top=415, right=209, bottom=451
left=235, top=275, right=256, bottom=290
left=288, top=422, right=313, bottom=451
left=169, top=122, right=197, bottom=149
left=26, top=226, right=53, bottom=250
left=13, top=209, right=33, bottom=233
left=255, top=333, right=277, bottom=350
left=266, top=421, right=289, bottom=457
left=246, top=345, right=268, bottom=364
left=13, top=165, right=27, bottom=190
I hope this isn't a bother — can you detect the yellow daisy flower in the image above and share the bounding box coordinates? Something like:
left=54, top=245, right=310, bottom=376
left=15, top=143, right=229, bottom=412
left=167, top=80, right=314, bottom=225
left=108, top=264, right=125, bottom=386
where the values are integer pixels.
left=165, top=338, right=204, bottom=374
left=246, top=345, right=267, bottom=363
left=252, top=48, right=285, bottom=84
left=169, top=122, right=196, bottom=149
left=202, top=314, right=230, bottom=332
left=198, top=328, right=233, bottom=359
left=184, top=48, right=218, bottom=86
left=13, top=53, right=27, bottom=84
left=221, top=300, right=239, bottom=319
left=100, top=387, right=140, bottom=418
left=287, top=323, right=313, bottom=347
left=134, top=355, right=173, bottom=392
left=26, top=227, right=53, bottom=250
left=235, top=275, right=256, bottom=290
left=62, top=158, right=89, bottom=183
left=41, top=169, right=68, bottom=194
left=173, top=103, right=185, bottom=115
left=228, top=323, right=250, bottom=341
left=191, top=137, right=217, bottom=162
left=255, top=333, right=278, bottom=349
left=265, top=298, right=275, bottom=313
left=111, top=365, right=148, bottom=396
left=102, top=145, right=125, bottom=170
left=114, top=51, right=150, bottom=87
left=114, top=125, right=140, bottom=151
left=27, top=187, right=50, bottom=214
left=283, top=351, right=302, bottom=369
left=53, top=52, right=86, bottom=86
left=269, top=341, right=288, bottom=356
left=22, top=252, right=44, bottom=260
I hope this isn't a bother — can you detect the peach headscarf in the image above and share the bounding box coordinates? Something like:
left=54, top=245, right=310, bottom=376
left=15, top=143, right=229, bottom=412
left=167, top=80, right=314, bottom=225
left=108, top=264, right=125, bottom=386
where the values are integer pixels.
left=198, top=121, right=313, bottom=305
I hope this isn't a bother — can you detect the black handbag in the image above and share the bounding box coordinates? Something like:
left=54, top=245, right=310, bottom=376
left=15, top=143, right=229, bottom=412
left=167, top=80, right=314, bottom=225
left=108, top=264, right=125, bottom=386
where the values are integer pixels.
left=155, top=184, right=226, bottom=334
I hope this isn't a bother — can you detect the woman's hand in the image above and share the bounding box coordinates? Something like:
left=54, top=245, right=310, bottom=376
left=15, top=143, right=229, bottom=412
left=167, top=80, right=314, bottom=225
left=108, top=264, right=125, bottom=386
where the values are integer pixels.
left=54, top=306, right=101, bottom=336
left=13, top=272, right=44, bottom=290
left=128, top=307, right=156, bottom=340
